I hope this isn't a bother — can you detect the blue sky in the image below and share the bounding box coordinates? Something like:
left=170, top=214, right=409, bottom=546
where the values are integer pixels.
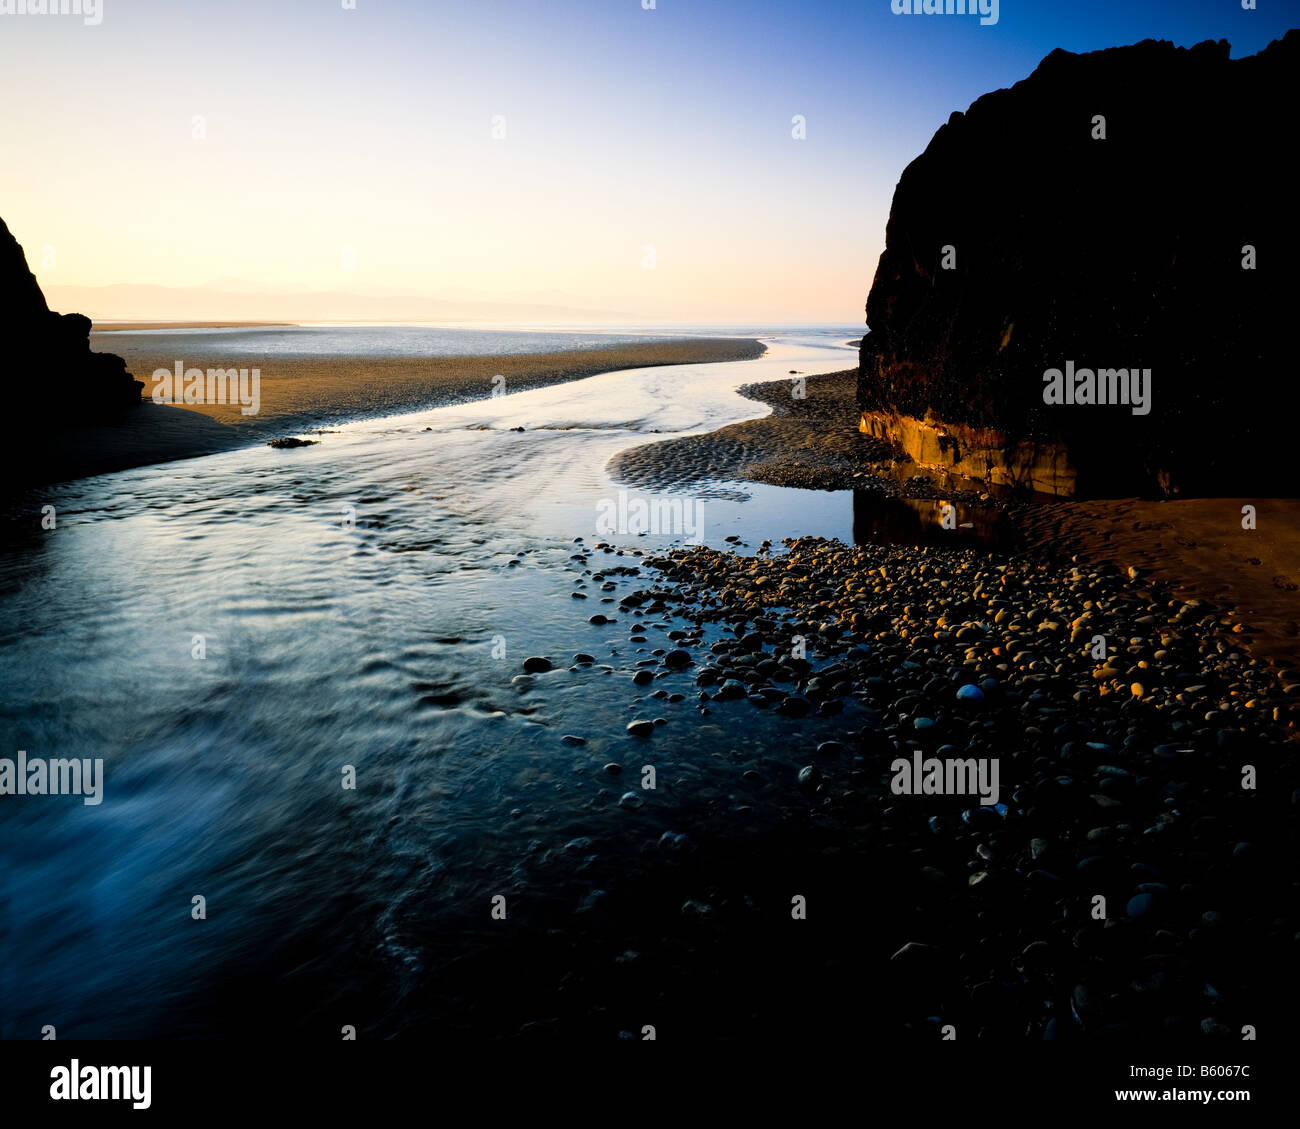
left=0, top=0, right=1292, bottom=321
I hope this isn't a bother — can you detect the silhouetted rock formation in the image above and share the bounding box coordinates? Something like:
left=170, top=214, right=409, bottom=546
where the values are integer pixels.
left=858, top=32, right=1297, bottom=497
left=2, top=216, right=142, bottom=423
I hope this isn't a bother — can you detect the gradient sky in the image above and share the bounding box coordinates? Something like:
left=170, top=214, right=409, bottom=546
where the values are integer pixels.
left=1, top=0, right=1292, bottom=322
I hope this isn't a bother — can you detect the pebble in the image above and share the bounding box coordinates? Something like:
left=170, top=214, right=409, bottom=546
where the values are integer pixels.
left=1126, top=893, right=1155, bottom=918
left=658, top=831, right=693, bottom=852
left=779, top=695, right=812, bottom=717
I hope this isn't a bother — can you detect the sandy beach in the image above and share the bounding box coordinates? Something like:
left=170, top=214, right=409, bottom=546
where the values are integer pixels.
left=24, top=337, right=764, bottom=486
left=102, top=336, right=764, bottom=432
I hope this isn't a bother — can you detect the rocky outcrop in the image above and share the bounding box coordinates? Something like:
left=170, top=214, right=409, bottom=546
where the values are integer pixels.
left=2, top=216, right=142, bottom=423
left=859, top=32, right=1297, bottom=498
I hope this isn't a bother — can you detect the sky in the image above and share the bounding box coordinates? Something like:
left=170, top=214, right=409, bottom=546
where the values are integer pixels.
left=0, top=0, right=1293, bottom=323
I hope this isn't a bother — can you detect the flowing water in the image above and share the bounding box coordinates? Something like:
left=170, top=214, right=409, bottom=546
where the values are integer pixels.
left=0, top=329, right=868, bottom=1039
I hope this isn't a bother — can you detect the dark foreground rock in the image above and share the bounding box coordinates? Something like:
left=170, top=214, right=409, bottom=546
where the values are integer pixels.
left=859, top=33, right=1299, bottom=498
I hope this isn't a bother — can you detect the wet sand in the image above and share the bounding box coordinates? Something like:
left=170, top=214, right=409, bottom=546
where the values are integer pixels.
left=22, top=403, right=247, bottom=485
left=27, top=338, right=764, bottom=486
left=611, top=367, right=893, bottom=491
left=108, top=338, right=764, bottom=433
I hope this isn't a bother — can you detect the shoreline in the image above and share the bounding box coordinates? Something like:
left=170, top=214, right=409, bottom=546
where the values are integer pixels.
left=19, top=337, right=766, bottom=487
left=92, top=321, right=297, bottom=331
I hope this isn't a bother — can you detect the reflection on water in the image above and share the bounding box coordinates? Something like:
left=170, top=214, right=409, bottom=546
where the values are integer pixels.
left=852, top=491, right=1019, bottom=550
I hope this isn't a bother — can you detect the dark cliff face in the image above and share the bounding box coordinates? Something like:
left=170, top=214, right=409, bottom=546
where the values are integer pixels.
left=2, top=216, right=142, bottom=423
left=859, top=32, right=1297, bottom=497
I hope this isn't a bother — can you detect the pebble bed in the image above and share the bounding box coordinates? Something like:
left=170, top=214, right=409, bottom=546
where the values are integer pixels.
left=569, top=534, right=1299, bottom=1040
